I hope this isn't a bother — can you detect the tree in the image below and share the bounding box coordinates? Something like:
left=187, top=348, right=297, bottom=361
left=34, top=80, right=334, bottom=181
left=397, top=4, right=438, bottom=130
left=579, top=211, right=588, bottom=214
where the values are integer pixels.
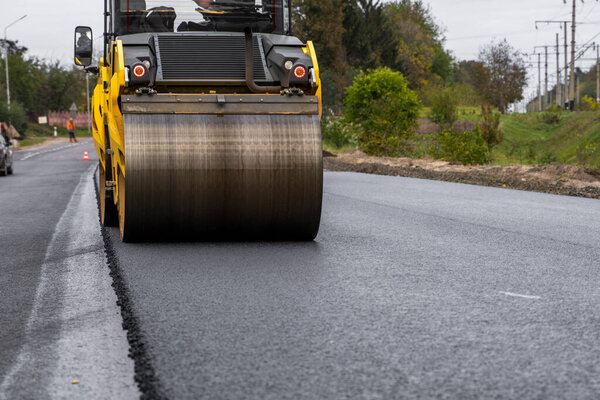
left=343, top=0, right=397, bottom=70
left=294, top=0, right=345, bottom=74
left=430, top=89, right=457, bottom=129
left=472, top=40, right=527, bottom=113
left=294, top=0, right=347, bottom=112
left=479, top=104, right=503, bottom=149
left=0, top=45, right=90, bottom=127
left=0, top=39, right=28, bottom=56
left=384, top=0, right=452, bottom=88
left=0, top=92, right=28, bottom=133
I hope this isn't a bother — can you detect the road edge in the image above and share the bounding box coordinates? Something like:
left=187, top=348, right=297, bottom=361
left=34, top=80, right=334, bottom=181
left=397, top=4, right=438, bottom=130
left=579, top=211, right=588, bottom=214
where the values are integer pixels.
left=324, top=157, right=600, bottom=199
left=93, top=166, right=168, bottom=400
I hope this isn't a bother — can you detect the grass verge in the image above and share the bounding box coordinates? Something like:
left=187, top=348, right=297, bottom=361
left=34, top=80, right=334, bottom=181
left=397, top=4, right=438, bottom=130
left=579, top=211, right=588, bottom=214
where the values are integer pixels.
left=18, top=138, right=45, bottom=147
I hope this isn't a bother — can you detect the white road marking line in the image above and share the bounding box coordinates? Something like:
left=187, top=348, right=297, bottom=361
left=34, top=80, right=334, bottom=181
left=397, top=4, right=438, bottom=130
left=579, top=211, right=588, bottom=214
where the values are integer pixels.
left=500, top=291, right=541, bottom=300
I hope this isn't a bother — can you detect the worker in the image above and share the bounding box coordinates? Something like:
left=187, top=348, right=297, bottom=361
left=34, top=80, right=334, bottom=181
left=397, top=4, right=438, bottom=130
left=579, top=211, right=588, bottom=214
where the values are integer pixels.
left=67, top=118, right=78, bottom=143
left=175, top=0, right=212, bottom=31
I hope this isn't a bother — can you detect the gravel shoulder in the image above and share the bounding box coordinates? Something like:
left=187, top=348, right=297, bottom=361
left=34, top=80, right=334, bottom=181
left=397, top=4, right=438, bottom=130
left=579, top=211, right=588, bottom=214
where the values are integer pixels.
left=324, top=150, right=600, bottom=199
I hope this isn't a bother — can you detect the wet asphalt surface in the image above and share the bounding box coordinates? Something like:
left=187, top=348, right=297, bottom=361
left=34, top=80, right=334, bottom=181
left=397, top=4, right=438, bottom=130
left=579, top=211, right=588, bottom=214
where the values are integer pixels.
left=3, top=141, right=600, bottom=399
left=106, top=171, right=600, bottom=399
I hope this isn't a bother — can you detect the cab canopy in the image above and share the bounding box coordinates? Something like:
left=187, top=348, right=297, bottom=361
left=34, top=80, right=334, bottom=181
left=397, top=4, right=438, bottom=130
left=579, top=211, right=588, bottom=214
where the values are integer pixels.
left=113, top=0, right=291, bottom=35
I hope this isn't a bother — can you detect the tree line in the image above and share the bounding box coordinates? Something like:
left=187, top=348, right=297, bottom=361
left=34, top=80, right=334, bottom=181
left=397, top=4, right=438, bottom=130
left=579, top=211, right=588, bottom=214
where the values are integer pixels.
left=294, top=0, right=527, bottom=114
left=0, top=0, right=530, bottom=136
left=0, top=39, right=89, bottom=133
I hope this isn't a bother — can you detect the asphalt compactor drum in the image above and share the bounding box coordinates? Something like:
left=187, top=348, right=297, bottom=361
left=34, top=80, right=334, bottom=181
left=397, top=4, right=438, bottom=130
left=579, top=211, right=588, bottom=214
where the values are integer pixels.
left=75, top=1, right=323, bottom=241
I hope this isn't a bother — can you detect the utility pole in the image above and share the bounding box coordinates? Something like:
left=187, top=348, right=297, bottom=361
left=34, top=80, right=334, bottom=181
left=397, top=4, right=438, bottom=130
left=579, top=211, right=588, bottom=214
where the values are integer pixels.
left=86, top=73, right=91, bottom=132
left=564, top=22, right=569, bottom=108
left=538, top=53, right=542, bottom=111
left=596, top=45, right=599, bottom=103
left=545, top=46, right=549, bottom=110
left=3, top=15, right=27, bottom=113
left=3, top=47, right=7, bottom=110
left=534, top=20, right=576, bottom=108
left=556, top=33, right=561, bottom=107
left=569, top=0, right=576, bottom=110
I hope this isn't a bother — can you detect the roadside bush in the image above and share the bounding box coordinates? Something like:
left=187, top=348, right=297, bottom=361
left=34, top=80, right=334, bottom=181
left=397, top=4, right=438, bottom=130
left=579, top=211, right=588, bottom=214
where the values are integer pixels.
left=480, top=104, right=503, bottom=149
left=419, top=83, right=479, bottom=108
left=546, top=104, right=564, bottom=112
left=321, top=117, right=359, bottom=148
left=431, top=127, right=490, bottom=165
left=429, top=89, right=457, bottom=129
left=539, top=111, right=562, bottom=125
left=344, top=67, right=421, bottom=156
left=582, top=95, right=600, bottom=111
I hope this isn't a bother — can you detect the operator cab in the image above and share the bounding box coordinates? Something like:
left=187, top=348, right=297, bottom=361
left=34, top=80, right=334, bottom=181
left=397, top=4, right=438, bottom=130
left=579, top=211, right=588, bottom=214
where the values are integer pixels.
left=114, top=0, right=291, bottom=35
left=75, top=0, right=315, bottom=92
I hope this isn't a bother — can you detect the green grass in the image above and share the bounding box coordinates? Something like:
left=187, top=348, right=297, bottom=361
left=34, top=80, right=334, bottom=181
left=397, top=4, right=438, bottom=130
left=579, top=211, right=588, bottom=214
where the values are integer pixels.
left=496, top=111, right=600, bottom=167
left=456, top=107, right=484, bottom=122
left=18, top=138, right=45, bottom=147
left=420, top=106, right=483, bottom=122
left=322, top=109, right=600, bottom=169
left=24, top=124, right=92, bottom=138
left=323, top=141, right=357, bottom=154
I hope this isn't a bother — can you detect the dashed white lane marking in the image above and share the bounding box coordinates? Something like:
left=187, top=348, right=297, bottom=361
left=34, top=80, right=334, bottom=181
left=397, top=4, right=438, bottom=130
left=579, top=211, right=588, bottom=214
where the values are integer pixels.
left=19, top=142, right=82, bottom=160
left=500, top=291, right=541, bottom=300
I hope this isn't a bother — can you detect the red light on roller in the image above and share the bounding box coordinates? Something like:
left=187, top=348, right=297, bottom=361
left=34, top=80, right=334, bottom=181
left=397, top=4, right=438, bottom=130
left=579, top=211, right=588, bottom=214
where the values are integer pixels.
left=293, top=65, right=306, bottom=79
left=132, top=64, right=146, bottom=78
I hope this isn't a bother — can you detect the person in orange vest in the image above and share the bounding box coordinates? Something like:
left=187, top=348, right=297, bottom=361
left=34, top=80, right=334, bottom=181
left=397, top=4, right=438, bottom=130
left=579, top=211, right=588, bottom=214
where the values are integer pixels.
left=67, top=118, right=78, bottom=143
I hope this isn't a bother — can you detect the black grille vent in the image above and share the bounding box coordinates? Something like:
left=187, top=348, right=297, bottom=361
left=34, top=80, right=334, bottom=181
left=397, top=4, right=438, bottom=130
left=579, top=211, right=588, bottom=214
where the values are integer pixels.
left=157, top=35, right=267, bottom=81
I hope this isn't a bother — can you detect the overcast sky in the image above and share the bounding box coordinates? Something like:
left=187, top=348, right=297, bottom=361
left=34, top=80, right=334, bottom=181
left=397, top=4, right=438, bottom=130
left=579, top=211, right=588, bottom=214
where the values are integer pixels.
left=1, top=0, right=599, bottom=96
left=426, top=0, right=599, bottom=99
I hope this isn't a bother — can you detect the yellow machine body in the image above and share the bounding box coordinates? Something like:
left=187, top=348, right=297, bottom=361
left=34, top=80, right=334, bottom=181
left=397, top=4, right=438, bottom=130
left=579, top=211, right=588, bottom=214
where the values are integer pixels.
left=91, top=36, right=323, bottom=241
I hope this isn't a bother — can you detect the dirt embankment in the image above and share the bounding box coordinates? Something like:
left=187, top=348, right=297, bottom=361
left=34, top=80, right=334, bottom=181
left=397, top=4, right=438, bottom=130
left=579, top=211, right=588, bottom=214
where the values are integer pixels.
left=324, top=150, right=600, bottom=199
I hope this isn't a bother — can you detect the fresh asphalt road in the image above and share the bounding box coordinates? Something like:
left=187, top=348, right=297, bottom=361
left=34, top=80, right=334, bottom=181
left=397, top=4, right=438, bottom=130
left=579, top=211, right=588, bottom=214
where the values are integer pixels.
left=2, top=142, right=600, bottom=399
left=109, top=170, right=600, bottom=398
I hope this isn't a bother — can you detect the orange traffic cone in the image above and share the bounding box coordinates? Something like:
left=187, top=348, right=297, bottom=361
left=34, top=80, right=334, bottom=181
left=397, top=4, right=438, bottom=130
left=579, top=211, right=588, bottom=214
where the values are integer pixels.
left=83, top=150, right=89, bottom=161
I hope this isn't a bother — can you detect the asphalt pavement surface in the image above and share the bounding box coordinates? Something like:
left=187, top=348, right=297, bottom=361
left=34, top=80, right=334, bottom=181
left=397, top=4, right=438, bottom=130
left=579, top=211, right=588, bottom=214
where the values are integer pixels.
left=0, top=142, right=138, bottom=399
left=108, top=171, right=600, bottom=399
left=2, top=142, right=600, bottom=399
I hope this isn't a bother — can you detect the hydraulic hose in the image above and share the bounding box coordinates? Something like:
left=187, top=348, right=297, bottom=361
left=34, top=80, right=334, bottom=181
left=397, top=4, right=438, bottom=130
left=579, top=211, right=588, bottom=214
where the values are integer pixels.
left=245, top=29, right=282, bottom=94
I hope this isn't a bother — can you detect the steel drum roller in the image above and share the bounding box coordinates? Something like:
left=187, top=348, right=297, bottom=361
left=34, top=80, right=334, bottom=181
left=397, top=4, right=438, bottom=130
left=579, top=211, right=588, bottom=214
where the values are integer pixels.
left=120, top=113, right=323, bottom=241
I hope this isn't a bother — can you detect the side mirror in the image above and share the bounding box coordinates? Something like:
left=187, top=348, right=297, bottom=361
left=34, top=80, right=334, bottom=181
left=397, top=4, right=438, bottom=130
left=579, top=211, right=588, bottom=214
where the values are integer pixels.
left=7, top=140, right=12, bottom=147
left=74, top=26, right=93, bottom=67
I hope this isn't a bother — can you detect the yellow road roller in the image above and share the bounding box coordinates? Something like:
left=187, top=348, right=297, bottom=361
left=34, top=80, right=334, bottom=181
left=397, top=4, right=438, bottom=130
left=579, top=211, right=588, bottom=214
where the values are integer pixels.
left=74, top=0, right=322, bottom=241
